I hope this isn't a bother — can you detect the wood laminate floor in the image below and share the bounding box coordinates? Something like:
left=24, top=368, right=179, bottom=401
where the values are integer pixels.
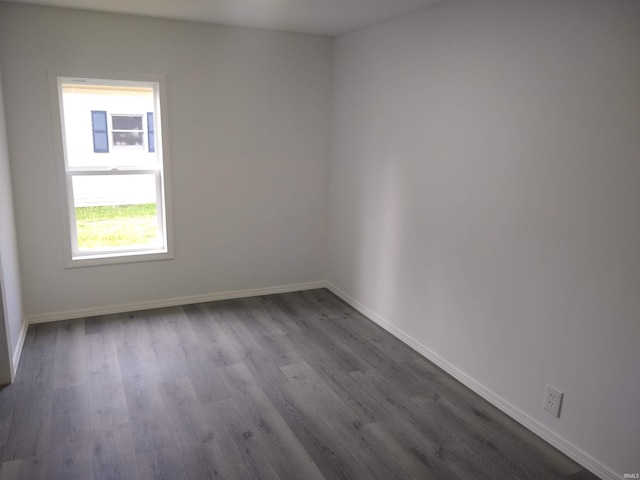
left=0, top=289, right=598, bottom=480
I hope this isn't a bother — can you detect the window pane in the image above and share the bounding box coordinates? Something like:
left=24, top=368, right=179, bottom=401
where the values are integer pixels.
left=60, top=83, right=156, bottom=167
left=112, top=131, right=144, bottom=146
left=112, top=115, right=143, bottom=131
left=72, top=174, right=160, bottom=250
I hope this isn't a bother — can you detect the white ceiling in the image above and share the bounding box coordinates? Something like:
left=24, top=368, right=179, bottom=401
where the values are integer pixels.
left=1, top=0, right=443, bottom=36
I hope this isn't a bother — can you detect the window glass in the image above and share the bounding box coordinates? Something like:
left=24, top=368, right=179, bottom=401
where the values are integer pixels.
left=112, top=115, right=143, bottom=131
left=71, top=174, right=159, bottom=250
left=113, top=131, right=144, bottom=146
left=62, top=84, right=155, bottom=167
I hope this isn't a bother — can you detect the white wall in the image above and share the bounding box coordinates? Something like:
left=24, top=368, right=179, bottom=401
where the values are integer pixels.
left=0, top=4, right=332, bottom=317
left=329, top=0, right=640, bottom=477
left=0, top=62, right=25, bottom=383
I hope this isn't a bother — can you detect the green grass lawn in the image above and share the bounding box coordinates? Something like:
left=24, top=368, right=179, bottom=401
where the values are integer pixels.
left=75, top=203, right=158, bottom=249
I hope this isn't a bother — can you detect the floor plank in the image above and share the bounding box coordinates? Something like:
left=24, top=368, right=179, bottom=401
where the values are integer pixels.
left=0, top=289, right=599, bottom=480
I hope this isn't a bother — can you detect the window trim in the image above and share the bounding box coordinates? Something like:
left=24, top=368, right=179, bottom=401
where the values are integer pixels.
left=49, top=70, right=174, bottom=268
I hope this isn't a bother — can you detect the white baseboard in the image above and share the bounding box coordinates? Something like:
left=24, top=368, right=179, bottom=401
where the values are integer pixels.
left=26, top=281, right=326, bottom=325
left=326, top=282, right=620, bottom=480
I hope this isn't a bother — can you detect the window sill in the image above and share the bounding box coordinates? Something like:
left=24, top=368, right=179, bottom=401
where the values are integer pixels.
left=65, top=248, right=174, bottom=268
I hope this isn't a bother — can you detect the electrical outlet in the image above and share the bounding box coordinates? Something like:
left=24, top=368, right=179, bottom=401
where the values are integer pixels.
left=543, top=384, right=563, bottom=418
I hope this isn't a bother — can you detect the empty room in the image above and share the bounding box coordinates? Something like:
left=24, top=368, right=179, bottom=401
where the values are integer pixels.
left=0, top=0, right=638, bottom=479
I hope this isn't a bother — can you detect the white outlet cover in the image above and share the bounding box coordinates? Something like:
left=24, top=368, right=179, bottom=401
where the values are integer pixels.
left=544, top=384, right=564, bottom=418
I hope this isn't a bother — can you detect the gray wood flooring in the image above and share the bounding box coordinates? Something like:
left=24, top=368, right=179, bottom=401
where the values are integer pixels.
left=0, top=289, right=599, bottom=479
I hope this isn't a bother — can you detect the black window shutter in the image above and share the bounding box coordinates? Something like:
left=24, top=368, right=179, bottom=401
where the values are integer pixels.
left=147, top=112, right=155, bottom=153
left=91, top=110, right=109, bottom=153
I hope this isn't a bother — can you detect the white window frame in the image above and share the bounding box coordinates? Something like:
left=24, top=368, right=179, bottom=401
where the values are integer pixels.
left=50, top=71, right=174, bottom=268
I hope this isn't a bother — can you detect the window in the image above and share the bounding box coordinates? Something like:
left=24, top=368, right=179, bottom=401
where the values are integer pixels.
left=111, top=114, right=144, bottom=148
left=53, top=74, right=173, bottom=267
